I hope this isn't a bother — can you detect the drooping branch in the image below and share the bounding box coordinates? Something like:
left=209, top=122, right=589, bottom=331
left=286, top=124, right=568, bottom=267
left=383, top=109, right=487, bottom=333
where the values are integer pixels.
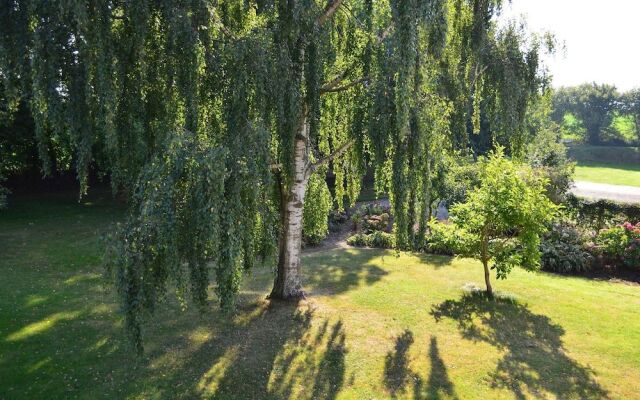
left=320, top=77, right=369, bottom=94
left=211, top=7, right=238, bottom=40
left=308, top=140, right=355, bottom=173
left=316, top=0, right=345, bottom=27
left=319, top=26, right=392, bottom=92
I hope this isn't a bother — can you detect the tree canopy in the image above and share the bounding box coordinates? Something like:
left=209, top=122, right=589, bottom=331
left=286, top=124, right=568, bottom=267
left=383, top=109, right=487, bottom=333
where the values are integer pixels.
left=430, top=148, right=557, bottom=296
left=0, top=0, right=551, bottom=351
left=552, top=83, right=619, bottom=144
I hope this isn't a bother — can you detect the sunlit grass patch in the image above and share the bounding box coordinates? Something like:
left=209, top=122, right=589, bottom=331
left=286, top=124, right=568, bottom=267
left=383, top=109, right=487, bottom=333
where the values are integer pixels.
left=574, top=161, right=640, bottom=187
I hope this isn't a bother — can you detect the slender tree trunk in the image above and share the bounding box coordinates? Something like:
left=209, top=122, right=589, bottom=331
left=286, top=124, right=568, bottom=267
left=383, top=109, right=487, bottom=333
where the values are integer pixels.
left=481, top=235, right=493, bottom=297
left=482, top=259, right=493, bottom=297
left=270, top=119, right=310, bottom=300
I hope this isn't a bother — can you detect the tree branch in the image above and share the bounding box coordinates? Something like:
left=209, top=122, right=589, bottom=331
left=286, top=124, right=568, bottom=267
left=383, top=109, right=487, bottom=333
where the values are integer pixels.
left=320, top=69, right=352, bottom=92
left=316, top=0, right=345, bottom=27
left=308, top=140, right=355, bottom=173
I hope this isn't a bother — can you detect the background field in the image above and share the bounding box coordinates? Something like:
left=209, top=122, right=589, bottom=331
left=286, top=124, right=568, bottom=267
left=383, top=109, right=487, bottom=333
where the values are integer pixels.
left=567, top=144, right=640, bottom=187
left=574, top=161, right=640, bottom=187
left=1, top=194, right=639, bottom=399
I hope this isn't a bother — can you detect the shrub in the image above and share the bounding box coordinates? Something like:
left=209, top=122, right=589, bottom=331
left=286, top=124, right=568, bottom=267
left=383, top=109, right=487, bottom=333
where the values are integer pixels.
left=526, top=127, right=575, bottom=203
left=363, top=212, right=390, bottom=233
left=328, top=210, right=348, bottom=232
left=426, top=221, right=457, bottom=255
left=368, top=231, right=395, bottom=248
left=540, top=219, right=593, bottom=273
left=350, top=202, right=392, bottom=233
left=432, top=154, right=481, bottom=207
left=347, top=233, right=368, bottom=247
left=595, top=222, right=640, bottom=269
left=347, top=231, right=395, bottom=249
left=369, top=203, right=386, bottom=216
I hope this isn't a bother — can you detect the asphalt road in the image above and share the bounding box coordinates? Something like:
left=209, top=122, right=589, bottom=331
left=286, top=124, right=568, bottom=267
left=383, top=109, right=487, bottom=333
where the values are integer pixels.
left=571, top=181, right=640, bottom=203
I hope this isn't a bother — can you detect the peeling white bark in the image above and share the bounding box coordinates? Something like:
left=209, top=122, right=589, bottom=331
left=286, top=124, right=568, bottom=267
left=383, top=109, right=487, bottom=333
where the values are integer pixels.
left=271, top=118, right=310, bottom=299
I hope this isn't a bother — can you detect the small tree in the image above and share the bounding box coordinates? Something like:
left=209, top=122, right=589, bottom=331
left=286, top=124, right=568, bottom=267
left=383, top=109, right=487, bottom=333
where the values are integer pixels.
left=430, top=149, right=558, bottom=296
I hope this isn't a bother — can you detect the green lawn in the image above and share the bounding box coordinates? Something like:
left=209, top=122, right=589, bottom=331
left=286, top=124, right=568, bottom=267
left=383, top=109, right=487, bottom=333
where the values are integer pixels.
left=566, top=144, right=640, bottom=186
left=574, top=161, right=640, bottom=187
left=1, top=194, right=640, bottom=399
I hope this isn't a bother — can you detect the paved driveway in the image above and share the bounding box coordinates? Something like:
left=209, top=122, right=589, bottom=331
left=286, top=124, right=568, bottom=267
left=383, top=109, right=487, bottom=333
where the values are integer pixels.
left=571, top=181, right=640, bottom=203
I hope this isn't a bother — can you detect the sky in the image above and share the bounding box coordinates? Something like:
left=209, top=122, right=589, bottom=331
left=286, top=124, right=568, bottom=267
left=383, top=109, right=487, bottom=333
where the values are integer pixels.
left=500, top=0, right=640, bottom=92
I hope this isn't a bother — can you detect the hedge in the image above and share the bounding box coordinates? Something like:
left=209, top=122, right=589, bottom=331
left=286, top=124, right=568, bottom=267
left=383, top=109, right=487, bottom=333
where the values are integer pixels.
left=566, top=195, right=640, bottom=230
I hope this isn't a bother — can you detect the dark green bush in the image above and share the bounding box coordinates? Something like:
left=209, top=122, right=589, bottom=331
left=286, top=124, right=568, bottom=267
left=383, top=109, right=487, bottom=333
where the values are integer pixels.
left=566, top=195, right=640, bottom=230
left=363, top=212, right=390, bottom=233
left=540, top=219, right=593, bottom=273
left=328, top=210, right=348, bottom=233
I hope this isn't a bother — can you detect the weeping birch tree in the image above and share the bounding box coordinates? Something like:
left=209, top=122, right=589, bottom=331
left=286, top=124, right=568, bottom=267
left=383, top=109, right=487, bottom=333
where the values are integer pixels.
left=0, top=0, right=549, bottom=351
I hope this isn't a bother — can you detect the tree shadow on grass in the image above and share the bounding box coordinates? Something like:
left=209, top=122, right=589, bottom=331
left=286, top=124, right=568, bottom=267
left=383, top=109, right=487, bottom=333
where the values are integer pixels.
left=125, top=295, right=349, bottom=400
left=430, top=292, right=609, bottom=400
left=383, top=330, right=458, bottom=399
left=384, top=329, right=415, bottom=398
left=303, top=249, right=389, bottom=295
left=1, top=277, right=349, bottom=399
left=414, top=253, right=455, bottom=269
left=2, top=246, right=395, bottom=398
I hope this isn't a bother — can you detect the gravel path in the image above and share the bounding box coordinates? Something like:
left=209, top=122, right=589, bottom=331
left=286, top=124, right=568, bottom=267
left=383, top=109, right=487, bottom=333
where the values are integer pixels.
left=571, top=181, right=640, bottom=203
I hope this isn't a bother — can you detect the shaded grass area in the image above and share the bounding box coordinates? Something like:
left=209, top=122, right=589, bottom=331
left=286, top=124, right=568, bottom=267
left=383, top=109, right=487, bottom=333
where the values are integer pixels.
left=574, top=161, right=640, bottom=187
left=2, top=194, right=640, bottom=399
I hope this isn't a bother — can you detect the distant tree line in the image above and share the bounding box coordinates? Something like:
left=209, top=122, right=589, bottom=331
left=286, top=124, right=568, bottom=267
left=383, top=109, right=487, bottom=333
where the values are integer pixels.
left=552, top=83, right=640, bottom=145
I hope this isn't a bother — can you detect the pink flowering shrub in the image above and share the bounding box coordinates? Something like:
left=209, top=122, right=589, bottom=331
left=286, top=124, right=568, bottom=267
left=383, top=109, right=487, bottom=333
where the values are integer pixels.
left=595, top=222, right=640, bottom=269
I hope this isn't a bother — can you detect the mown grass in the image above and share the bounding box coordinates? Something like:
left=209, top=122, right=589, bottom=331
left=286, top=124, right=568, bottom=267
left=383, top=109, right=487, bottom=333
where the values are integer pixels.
left=566, top=144, right=640, bottom=186
left=574, top=161, right=640, bottom=187
left=1, top=194, right=640, bottom=399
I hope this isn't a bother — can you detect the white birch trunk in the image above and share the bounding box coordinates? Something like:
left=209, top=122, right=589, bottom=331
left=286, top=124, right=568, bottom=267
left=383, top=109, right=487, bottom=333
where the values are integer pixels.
left=270, top=118, right=310, bottom=299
